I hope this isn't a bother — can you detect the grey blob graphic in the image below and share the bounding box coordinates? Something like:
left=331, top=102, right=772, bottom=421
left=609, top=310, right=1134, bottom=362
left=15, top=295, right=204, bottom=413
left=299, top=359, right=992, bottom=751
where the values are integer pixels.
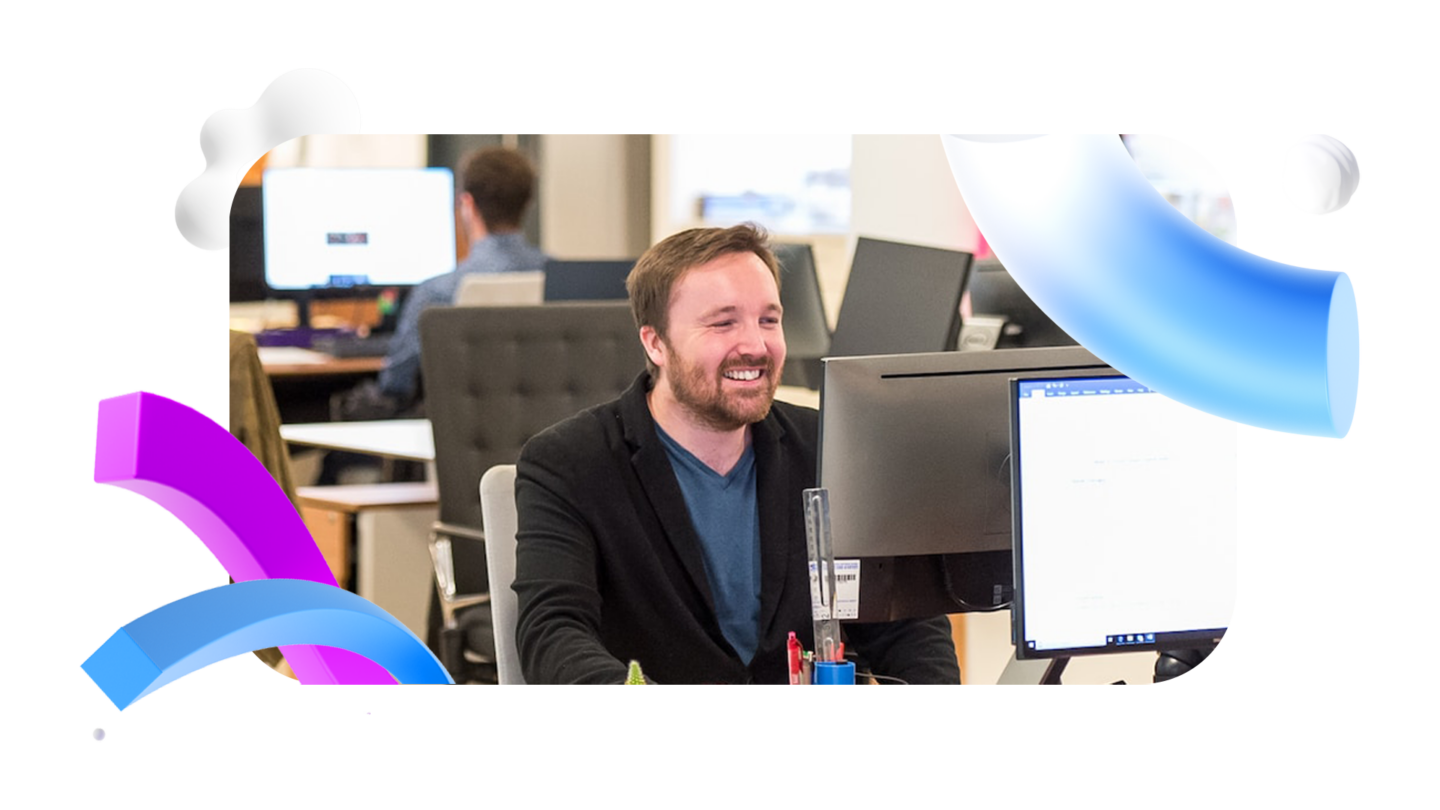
left=93, top=728, right=105, bottom=741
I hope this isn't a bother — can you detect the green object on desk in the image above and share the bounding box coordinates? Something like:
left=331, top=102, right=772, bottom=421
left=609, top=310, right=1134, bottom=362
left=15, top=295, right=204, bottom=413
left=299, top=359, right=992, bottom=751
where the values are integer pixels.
left=625, top=660, right=646, bottom=685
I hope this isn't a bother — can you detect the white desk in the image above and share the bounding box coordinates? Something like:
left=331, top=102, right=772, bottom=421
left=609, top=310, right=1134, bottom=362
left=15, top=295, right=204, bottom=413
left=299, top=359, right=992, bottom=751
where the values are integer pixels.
left=774, top=385, right=820, bottom=410
left=283, top=421, right=438, bottom=641
left=296, top=483, right=438, bottom=640
left=281, top=419, right=434, bottom=462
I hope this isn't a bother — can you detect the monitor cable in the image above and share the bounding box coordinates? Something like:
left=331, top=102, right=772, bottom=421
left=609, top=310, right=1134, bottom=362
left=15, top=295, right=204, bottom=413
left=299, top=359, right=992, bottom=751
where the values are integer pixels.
left=940, top=559, right=1013, bottom=613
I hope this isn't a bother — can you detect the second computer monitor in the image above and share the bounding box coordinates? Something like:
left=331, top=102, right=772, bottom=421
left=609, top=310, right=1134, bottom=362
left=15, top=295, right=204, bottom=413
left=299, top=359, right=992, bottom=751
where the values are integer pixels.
left=827, top=237, right=973, bottom=358
left=967, top=257, right=1078, bottom=349
left=262, top=167, right=457, bottom=292
left=772, top=242, right=831, bottom=390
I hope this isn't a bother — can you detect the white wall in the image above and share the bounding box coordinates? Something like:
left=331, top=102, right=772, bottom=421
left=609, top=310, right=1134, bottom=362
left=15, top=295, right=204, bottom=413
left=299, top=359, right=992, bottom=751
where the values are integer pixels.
left=266, top=134, right=427, bottom=168
left=539, top=134, right=650, bottom=259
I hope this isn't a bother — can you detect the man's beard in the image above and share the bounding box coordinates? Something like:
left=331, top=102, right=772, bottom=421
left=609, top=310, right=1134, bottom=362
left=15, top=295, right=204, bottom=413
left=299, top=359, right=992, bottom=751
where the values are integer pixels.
left=665, top=349, right=781, bottom=432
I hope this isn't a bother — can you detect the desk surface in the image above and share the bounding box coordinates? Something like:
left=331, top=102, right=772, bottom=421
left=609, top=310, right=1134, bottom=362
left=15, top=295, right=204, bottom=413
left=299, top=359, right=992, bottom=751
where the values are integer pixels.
left=296, top=482, right=438, bottom=510
left=281, top=419, right=434, bottom=462
left=260, top=347, right=385, bottom=378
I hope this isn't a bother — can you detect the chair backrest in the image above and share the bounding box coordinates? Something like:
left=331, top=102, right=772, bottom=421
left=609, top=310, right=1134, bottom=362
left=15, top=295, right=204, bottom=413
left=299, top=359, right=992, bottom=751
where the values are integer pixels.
left=455, top=271, right=546, bottom=307
left=479, top=464, right=522, bottom=684
left=420, top=301, right=646, bottom=534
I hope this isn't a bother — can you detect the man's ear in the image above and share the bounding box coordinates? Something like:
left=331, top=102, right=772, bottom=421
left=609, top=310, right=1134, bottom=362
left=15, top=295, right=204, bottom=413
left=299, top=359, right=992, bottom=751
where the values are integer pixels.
left=639, top=325, right=667, bottom=370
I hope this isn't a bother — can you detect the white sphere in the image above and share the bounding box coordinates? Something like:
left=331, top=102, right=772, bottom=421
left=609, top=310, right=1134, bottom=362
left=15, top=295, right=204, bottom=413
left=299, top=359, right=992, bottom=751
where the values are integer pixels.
left=1282, top=135, right=1360, bottom=214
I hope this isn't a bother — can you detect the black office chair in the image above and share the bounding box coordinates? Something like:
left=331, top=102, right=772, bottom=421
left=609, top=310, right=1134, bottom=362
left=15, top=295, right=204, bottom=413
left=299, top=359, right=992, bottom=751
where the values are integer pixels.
left=1154, top=641, right=1219, bottom=683
left=418, top=302, right=647, bottom=683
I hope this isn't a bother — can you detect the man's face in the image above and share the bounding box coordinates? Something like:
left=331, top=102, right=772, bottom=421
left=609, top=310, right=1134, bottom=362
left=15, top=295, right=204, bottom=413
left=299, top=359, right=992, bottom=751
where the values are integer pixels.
left=648, top=251, right=786, bottom=431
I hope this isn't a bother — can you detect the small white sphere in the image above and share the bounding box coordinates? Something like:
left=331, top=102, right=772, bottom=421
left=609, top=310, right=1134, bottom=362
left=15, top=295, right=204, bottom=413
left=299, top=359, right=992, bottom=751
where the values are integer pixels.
left=1283, top=135, right=1360, bottom=214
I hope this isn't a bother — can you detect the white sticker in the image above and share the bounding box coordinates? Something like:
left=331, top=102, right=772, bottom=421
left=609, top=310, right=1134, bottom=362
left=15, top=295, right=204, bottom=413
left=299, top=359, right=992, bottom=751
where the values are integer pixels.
left=809, top=559, right=860, bottom=620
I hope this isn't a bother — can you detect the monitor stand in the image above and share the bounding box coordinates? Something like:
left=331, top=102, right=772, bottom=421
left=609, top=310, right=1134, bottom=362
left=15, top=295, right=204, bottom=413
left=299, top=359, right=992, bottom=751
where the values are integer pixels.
left=996, top=650, right=1068, bottom=685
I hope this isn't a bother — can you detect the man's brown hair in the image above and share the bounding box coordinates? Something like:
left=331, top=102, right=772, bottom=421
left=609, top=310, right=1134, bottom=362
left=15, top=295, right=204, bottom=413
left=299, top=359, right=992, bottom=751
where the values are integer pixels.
left=626, top=223, right=782, bottom=378
left=460, top=147, right=536, bottom=231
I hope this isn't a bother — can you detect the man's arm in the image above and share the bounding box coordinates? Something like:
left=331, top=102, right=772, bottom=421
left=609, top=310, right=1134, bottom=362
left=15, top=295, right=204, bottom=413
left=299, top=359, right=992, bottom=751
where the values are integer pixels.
left=843, top=615, right=961, bottom=685
left=511, top=433, right=630, bottom=684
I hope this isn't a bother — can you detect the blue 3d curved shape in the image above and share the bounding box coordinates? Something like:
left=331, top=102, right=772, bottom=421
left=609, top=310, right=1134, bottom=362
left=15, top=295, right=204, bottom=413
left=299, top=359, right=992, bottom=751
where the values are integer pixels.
left=83, top=579, right=452, bottom=710
left=942, top=135, right=1358, bottom=438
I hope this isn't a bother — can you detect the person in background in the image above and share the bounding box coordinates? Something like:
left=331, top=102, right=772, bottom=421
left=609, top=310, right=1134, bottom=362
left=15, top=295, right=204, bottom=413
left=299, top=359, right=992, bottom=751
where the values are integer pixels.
left=336, top=146, right=548, bottom=420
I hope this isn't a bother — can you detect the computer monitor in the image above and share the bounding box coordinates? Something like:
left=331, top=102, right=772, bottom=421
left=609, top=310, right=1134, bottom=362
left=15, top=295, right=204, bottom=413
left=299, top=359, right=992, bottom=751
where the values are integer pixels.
left=1009, top=374, right=1235, bottom=661
left=772, top=242, right=830, bottom=390
left=826, top=237, right=972, bottom=358
left=817, top=346, right=1113, bottom=620
left=967, top=257, right=1077, bottom=348
left=542, top=259, right=636, bottom=301
left=261, top=167, right=457, bottom=293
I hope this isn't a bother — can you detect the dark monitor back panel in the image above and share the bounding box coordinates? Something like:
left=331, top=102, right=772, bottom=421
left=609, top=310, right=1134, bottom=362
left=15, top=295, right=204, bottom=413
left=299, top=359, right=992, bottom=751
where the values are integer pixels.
left=827, top=237, right=973, bottom=358
left=772, top=242, right=830, bottom=359
left=967, top=258, right=1078, bottom=348
left=542, top=259, right=637, bottom=302
left=818, top=346, right=1112, bottom=620
left=773, top=242, right=831, bottom=391
left=230, top=185, right=267, bottom=302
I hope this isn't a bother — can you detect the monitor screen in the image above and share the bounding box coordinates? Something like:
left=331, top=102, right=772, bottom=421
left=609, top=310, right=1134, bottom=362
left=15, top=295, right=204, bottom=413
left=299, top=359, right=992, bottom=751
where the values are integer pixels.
left=262, top=167, right=457, bottom=291
left=818, top=346, right=1112, bottom=620
left=1010, top=375, right=1235, bottom=659
left=827, top=237, right=972, bottom=357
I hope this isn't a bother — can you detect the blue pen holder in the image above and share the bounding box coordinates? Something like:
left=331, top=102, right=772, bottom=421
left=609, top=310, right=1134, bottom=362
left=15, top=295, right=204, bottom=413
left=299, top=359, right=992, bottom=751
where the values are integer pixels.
left=813, top=661, right=855, bottom=685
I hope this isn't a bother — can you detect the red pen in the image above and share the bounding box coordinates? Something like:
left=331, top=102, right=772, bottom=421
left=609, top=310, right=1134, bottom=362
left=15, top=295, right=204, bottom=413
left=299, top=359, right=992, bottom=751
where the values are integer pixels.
left=787, top=632, right=802, bottom=685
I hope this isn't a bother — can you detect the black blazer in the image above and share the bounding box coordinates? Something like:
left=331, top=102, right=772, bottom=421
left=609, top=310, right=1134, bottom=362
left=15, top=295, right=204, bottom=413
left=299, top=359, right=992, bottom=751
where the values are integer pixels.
left=513, top=373, right=959, bottom=684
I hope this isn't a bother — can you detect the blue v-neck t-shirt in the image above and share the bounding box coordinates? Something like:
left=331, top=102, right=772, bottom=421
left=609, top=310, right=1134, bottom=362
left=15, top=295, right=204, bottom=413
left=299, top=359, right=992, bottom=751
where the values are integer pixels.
left=655, top=425, right=762, bottom=665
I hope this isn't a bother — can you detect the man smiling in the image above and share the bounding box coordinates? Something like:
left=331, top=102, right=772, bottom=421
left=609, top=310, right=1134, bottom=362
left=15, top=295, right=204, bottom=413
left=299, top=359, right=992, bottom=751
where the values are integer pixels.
left=512, top=224, right=960, bottom=684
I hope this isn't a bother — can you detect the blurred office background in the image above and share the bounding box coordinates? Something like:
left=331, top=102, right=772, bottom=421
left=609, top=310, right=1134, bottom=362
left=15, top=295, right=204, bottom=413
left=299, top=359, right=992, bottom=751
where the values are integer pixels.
left=236, top=133, right=1232, bottom=686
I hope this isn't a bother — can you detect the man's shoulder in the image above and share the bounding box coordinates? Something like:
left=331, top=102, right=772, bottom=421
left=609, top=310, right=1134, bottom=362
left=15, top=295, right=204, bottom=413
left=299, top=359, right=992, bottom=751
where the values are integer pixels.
left=767, top=399, right=819, bottom=447
left=520, top=395, right=628, bottom=468
left=410, top=270, right=459, bottom=303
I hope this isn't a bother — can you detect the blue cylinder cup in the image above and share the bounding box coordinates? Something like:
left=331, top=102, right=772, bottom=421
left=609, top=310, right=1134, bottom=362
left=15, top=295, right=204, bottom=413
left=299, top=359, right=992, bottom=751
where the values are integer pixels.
left=813, top=660, right=856, bottom=685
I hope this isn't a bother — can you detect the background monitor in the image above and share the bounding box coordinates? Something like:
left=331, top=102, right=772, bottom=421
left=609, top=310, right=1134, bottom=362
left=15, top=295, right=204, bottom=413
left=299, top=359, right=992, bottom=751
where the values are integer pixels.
left=542, top=258, right=636, bottom=301
left=262, top=167, right=457, bottom=292
left=1010, top=374, right=1235, bottom=660
left=772, top=242, right=830, bottom=390
left=818, top=346, right=1112, bottom=620
left=826, top=237, right=973, bottom=358
left=229, top=185, right=266, bottom=302
left=967, top=257, right=1078, bottom=348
